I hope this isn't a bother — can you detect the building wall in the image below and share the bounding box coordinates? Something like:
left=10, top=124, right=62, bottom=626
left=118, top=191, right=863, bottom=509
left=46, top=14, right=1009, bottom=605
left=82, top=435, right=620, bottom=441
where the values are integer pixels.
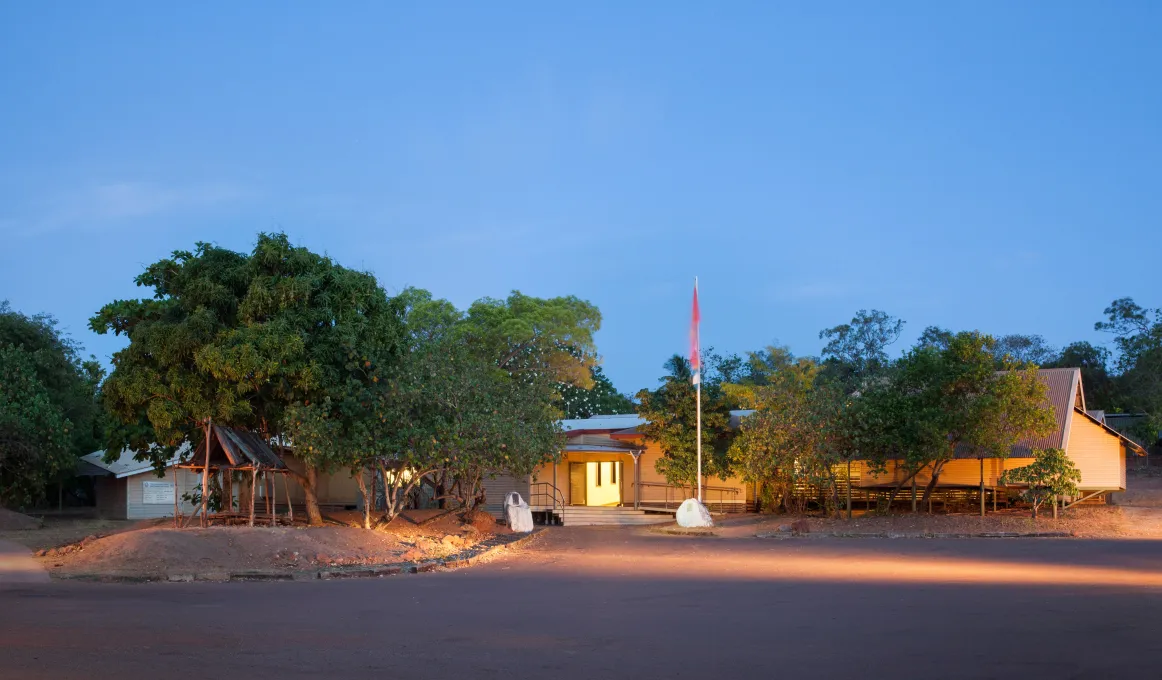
left=530, top=439, right=749, bottom=508
left=95, top=477, right=127, bottom=520
left=1067, top=414, right=1127, bottom=490
left=124, top=467, right=201, bottom=520
left=280, top=455, right=364, bottom=507
left=856, top=458, right=1034, bottom=488
left=481, top=473, right=532, bottom=517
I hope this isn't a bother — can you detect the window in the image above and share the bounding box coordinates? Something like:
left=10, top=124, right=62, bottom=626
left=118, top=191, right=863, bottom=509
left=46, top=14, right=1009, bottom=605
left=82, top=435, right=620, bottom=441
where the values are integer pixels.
left=611, top=462, right=618, bottom=484
left=596, top=463, right=602, bottom=486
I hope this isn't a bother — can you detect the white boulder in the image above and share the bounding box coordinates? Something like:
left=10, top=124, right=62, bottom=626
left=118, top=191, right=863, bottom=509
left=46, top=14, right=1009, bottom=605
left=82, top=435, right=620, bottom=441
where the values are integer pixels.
left=675, top=498, right=714, bottom=528
left=503, top=491, right=535, bottom=533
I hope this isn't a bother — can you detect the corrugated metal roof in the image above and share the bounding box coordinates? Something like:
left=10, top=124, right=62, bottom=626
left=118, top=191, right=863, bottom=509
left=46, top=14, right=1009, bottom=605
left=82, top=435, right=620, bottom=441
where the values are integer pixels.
left=953, top=367, right=1080, bottom=459
left=560, top=414, right=645, bottom=433
left=566, top=434, right=643, bottom=452
left=80, top=443, right=191, bottom=478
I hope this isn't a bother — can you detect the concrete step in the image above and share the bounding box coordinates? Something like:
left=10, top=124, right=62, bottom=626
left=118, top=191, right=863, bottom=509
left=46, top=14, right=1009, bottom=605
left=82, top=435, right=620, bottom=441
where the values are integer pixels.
left=558, top=506, right=674, bottom=526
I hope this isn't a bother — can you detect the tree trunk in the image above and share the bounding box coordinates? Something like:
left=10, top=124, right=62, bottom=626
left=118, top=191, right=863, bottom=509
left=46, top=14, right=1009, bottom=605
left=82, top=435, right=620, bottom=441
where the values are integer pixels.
left=919, top=461, right=945, bottom=512
left=356, top=468, right=371, bottom=530
left=1052, top=495, right=1058, bottom=520
left=290, top=465, right=324, bottom=526
left=248, top=467, right=257, bottom=527
left=883, top=464, right=924, bottom=508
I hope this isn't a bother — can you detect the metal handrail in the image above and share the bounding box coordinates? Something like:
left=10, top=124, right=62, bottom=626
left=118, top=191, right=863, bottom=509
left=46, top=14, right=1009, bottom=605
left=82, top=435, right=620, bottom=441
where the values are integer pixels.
left=528, top=481, right=565, bottom=515
left=634, top=481, right=741, bottom=512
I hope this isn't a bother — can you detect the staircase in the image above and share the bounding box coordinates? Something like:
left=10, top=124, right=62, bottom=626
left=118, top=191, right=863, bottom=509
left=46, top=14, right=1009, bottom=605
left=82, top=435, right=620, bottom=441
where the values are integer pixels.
left=558, top=506, right=673, bottom=527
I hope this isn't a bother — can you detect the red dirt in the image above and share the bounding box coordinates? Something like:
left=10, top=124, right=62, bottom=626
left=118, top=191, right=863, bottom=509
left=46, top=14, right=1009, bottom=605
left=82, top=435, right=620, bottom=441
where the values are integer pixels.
left=42, top=510, right=507, bottom=577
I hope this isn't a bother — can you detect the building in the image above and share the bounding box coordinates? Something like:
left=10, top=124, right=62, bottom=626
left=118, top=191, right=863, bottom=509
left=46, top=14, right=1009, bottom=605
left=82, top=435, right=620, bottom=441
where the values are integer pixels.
left=484, top=412, right=753, bottom=525
left=856, top=367, right=1144, bottom=505
left=78, top=446, right=202, bottom=520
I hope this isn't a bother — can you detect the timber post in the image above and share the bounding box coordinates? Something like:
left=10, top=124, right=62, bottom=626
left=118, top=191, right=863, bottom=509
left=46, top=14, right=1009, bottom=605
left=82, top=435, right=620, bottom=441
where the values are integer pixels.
left=846, top=460, right=852, bottom=520
left=201, top=419, right=212, bottom=528
left=980, top=457, right=986, bottom=517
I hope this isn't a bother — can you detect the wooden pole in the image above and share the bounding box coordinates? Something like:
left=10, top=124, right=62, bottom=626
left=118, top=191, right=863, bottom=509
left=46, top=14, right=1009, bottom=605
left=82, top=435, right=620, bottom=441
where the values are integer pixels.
left=268, top=472, right=275, bottom=527
left=201, top=422, right=211, bottom=528
left=172, top=463, right=179, bottom=529
left=248, top=467, right=257, bottom=527
left=846, top=460, right=852, bottom=520
left=980, top=458, right=986, bottom=517
left=911, top=477, right=917, bottom=513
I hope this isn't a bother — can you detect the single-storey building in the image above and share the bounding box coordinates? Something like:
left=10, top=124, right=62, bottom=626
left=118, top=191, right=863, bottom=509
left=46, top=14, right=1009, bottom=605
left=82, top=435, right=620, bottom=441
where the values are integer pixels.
left=484, top=413, right=754, bottom=524
left=78, top=446, right=202, bottom=520
left=855, top=367, right=1144, bottom=504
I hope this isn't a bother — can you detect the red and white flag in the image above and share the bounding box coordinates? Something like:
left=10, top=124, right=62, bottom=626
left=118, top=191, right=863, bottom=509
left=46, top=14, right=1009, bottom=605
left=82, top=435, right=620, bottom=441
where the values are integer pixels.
left=689, top=278, right=700, bottom=385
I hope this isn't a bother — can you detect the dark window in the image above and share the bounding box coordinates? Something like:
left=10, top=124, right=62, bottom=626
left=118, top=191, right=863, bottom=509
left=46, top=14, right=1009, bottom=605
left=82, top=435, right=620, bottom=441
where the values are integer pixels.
left=612, top=462, right=618, bottom=484
left=595, top=463, right=601, bottom=486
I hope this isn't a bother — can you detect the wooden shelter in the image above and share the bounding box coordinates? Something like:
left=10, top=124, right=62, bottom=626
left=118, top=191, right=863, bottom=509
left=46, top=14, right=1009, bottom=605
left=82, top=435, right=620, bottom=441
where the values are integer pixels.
left=176, top=422, right=294, bottom=528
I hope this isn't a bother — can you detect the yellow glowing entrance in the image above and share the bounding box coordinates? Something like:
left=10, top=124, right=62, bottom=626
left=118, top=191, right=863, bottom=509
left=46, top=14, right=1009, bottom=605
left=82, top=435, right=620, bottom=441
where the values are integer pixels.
left=568, top=460, right=623, bottom=506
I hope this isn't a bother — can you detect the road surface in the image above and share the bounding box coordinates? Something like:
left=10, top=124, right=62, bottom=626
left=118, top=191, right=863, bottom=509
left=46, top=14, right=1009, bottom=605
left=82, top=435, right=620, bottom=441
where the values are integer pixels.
left=3, top=527, right=1162, bottom=679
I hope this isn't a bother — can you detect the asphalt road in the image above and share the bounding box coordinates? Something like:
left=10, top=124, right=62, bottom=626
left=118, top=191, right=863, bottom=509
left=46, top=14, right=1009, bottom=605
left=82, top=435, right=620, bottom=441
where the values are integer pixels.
left=3, top=528, right=1162, bottom=679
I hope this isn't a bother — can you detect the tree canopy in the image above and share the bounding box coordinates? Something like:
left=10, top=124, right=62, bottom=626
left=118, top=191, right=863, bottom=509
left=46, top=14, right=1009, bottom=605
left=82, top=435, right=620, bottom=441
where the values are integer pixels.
left=636, top=354, right=735, bottom=488
left=92, top=233, right=406, bottom=524
left=0, top=303, right=104, bottom=507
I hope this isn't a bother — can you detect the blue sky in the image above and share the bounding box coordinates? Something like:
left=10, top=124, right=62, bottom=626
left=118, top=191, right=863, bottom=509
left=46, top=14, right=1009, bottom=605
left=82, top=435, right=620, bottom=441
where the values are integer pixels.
left=1, top=2, right=1159, bottom=394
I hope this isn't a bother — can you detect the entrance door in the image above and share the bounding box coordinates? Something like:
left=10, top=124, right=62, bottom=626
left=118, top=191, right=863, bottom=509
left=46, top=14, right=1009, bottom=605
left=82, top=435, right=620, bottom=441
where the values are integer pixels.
left=569, top=463, right=587, bottom=506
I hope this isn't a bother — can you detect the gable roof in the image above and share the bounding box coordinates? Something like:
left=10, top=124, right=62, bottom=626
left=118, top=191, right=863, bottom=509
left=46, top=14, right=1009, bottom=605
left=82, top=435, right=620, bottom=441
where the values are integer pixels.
left=185, top=425, right=286, bottom=470
left=79, top=443, right=192, bottom=478
left=953, top=367, right=1143, bottom=458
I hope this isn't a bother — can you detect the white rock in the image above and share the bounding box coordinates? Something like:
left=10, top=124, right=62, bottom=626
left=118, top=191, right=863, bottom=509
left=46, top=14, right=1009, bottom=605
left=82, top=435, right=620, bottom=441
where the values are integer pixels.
left=503, top=492, right=534, bottom=533
left=675, top=498, right=714, bottom=528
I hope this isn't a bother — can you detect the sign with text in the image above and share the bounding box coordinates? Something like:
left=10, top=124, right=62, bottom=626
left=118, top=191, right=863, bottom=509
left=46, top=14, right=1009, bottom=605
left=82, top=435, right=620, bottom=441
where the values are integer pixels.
left=142, top=481, right=175, bottom=505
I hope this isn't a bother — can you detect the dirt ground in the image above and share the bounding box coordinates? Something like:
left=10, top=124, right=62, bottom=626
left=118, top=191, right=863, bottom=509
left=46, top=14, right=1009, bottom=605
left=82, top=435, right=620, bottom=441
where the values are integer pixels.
left=0, top=516, right=140, bottom=551
left=704, top=470, right=1162, bottom=539
left=29, top=508, right=506, bottom=577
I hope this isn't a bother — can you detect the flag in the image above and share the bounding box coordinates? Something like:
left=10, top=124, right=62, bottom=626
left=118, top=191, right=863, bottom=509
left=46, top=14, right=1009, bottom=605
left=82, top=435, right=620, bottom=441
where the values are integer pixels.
left=690, top=278, right=700, bottom=385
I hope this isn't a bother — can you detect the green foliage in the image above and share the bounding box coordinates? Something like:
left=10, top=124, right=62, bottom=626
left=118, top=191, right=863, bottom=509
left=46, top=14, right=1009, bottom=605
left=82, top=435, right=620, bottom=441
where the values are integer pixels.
left=559, top=366, right=635, bottom=419
left=462, top=291, right=601, bottom=388
left=818, top=309, right=903, bottom=391
left=0, top=346, right=75, bottom=506
left=636, top=354, right=735, bottom=487
left=1046, top=341, right=1116, bottom=410
left=1096, top=297, right=1162, bottom=441
left=92, top=233, right=403, bottom=476
left=1000, top=448, right=1081, bottom=519
left=991, top=334, right=1058, bottom=368
left=861, top=332, right=1055, bottom=503
left=0, top=302, right=104, bottom=458
left=728, top=351, right=825, bottom=506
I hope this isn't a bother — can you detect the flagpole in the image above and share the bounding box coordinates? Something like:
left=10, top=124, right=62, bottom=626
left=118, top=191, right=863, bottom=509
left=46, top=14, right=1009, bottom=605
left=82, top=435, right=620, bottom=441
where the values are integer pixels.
left=695, top=277, right=702, bottom=503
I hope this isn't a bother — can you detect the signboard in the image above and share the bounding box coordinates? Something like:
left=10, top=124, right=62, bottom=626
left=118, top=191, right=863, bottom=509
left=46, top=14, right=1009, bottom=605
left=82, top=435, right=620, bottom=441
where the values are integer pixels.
left=142, top=480, right=175, bottom=505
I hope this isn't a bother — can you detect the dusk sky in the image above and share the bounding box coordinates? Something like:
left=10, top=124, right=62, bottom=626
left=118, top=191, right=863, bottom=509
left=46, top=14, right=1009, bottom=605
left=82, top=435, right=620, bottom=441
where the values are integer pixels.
left=1, top=2, right=1159, bottom=394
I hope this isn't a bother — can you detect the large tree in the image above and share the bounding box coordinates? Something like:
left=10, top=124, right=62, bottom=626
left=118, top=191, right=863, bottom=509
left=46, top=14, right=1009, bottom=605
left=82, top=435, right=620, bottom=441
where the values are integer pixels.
left=636, top=354, right=735, bottom=489
left=0, top=347, right=76, bottom=507
left=818, top=310, right=904, bottom=391
left=559, top=366, right=635, bottom=418
left=0, top=302, right=104, bottom=459
left=991, top=334, right=1058, bottom=368
left=462, top=291, right=602, bottom=388
left=92, top=233, right=404, bottom=525
left=1045, top=341, right=1117, bottom=411
left=1096, top=297, right=1162, bottom=442
left=870, top=332, right=1055, bottom=510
